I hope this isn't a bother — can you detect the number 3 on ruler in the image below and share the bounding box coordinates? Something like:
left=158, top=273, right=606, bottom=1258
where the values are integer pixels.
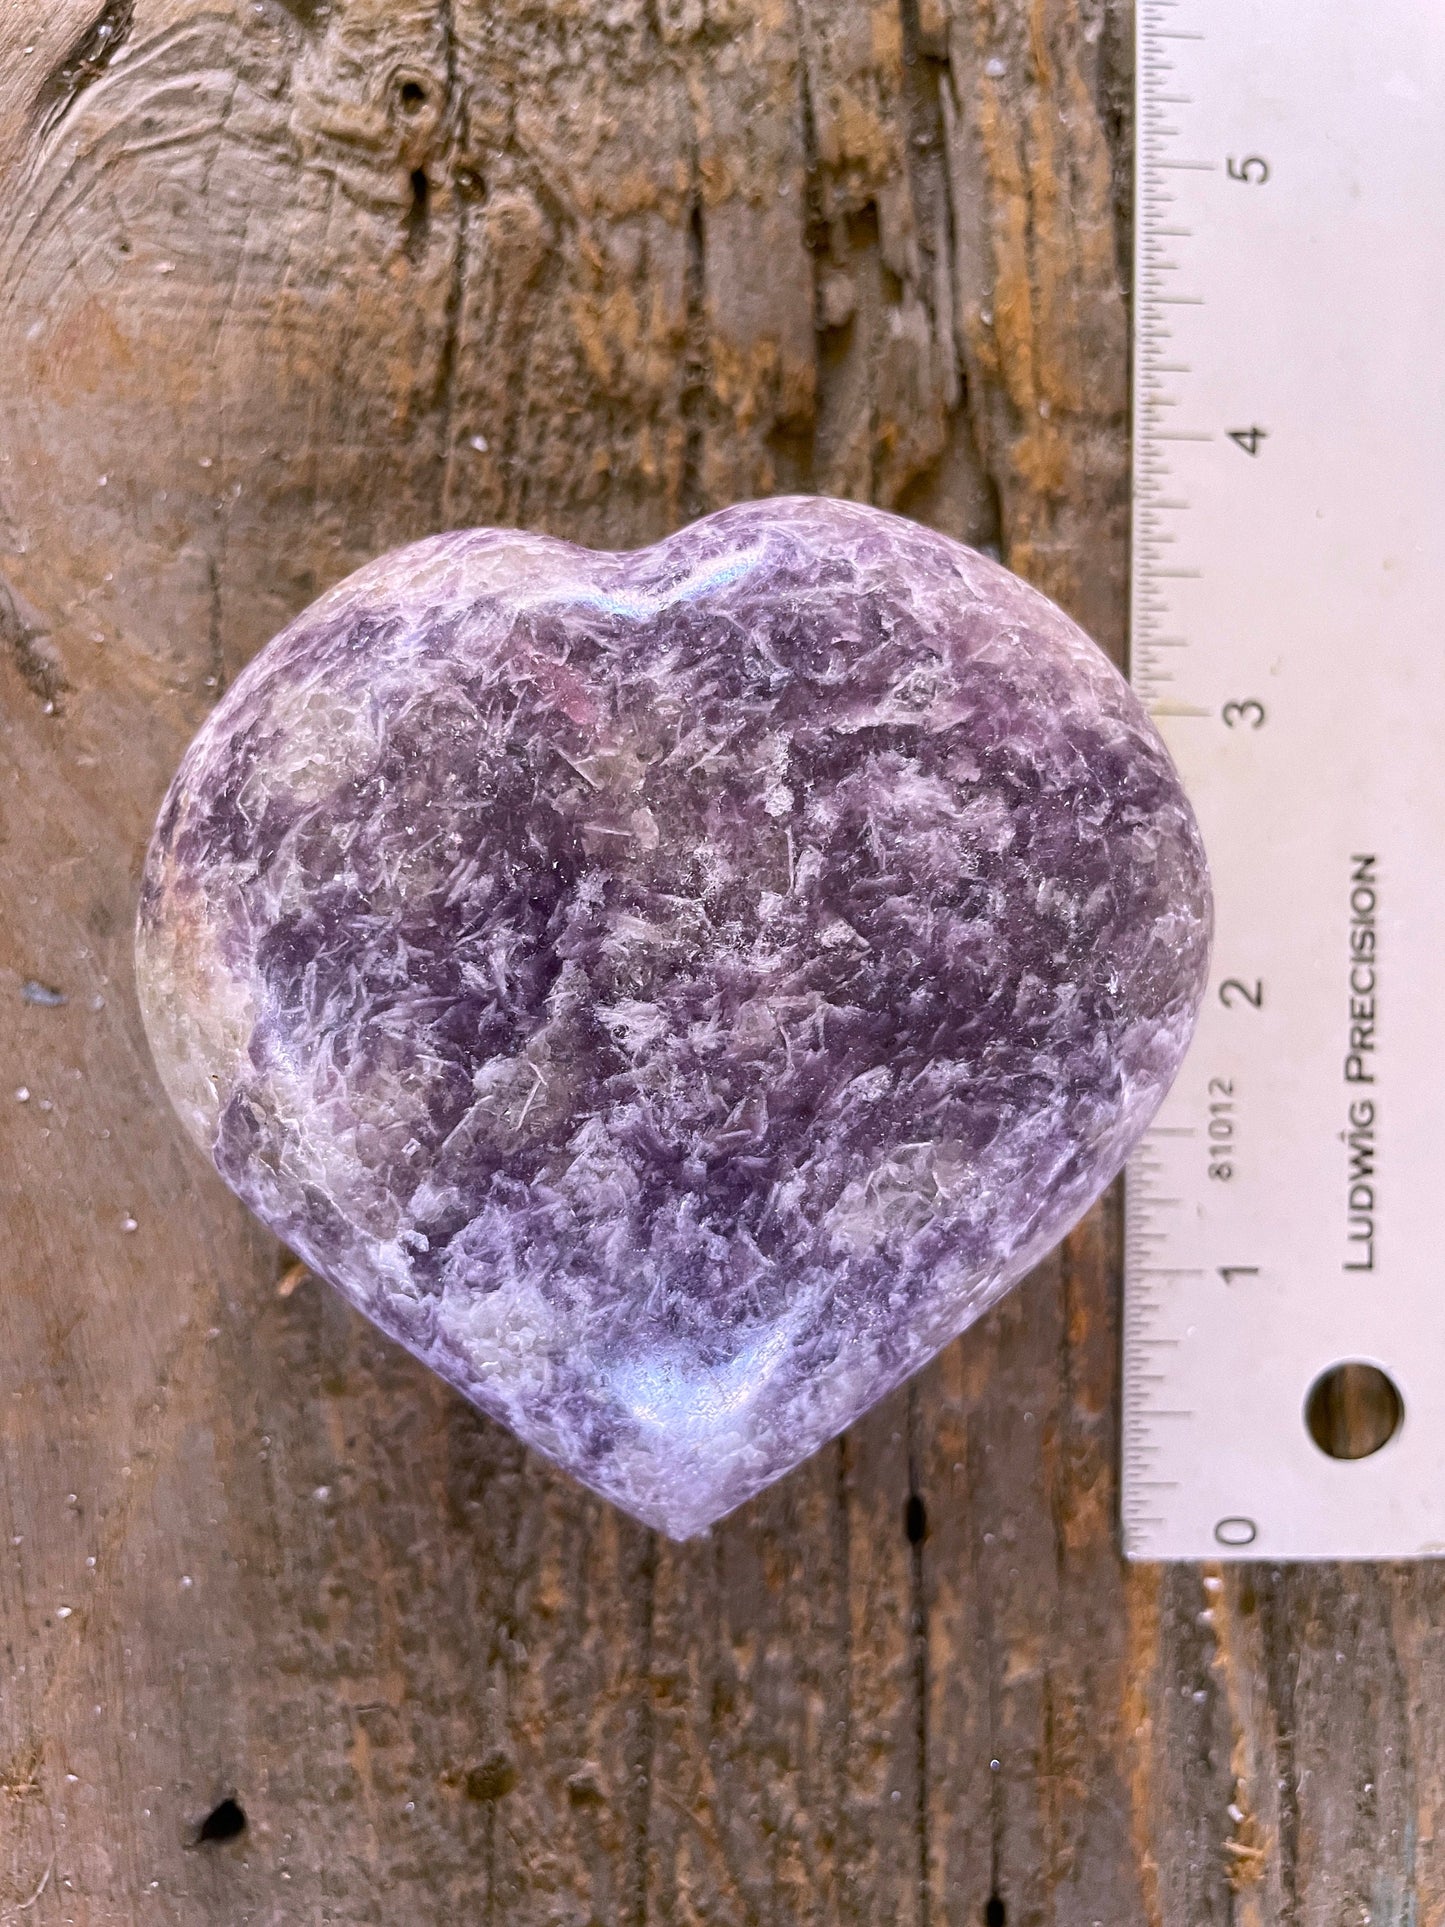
left=1222, top=698, right=1266, bottom=728
left=1219, top=978, right=1264, bottom=1010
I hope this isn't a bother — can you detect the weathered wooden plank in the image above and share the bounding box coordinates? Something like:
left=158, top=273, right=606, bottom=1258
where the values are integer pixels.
left=3, top=0, right=1440, bottom=1922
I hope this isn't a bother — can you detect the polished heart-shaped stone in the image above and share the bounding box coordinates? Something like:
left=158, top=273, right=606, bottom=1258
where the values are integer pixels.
left=136, top=498, right=1210, bottom=1537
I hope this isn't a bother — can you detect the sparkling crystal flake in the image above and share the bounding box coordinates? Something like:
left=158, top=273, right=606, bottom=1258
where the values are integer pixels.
left=136, top=498, right=1210, bottom=1536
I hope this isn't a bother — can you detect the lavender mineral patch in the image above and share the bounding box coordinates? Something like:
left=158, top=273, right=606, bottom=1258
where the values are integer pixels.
left=136, top=498, right=1210, bottom=1536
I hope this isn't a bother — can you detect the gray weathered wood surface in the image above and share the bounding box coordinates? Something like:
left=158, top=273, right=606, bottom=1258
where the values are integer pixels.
left=0, top=1, right=1436, bottom=1920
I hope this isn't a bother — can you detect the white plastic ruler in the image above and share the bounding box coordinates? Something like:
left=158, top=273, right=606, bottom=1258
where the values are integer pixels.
left=1124, top=0, right=1445, bottom=1558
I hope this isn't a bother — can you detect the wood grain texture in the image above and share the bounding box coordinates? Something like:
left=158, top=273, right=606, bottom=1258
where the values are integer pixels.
left=0, top=0, right=1427, bottom=1920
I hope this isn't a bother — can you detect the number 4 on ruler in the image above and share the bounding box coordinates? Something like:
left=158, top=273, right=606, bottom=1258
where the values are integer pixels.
left=1227, top=425, right=1268, bottom=455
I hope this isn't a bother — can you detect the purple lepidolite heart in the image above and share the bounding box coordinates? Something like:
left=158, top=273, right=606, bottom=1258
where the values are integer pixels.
left=136, top=497, right=1210, bottom=1536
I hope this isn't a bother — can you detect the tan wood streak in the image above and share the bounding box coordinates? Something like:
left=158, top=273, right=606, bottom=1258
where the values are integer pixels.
left=1209, top=1567, right=1285, bottom=1922
left=1122, top=1560, right=1165, bottom=1927
left=1, top=0, right=1433, bottom=1919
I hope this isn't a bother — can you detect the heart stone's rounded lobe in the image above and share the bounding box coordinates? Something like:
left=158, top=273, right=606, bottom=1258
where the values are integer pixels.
left=137, top=497, right=1210, bottom=1537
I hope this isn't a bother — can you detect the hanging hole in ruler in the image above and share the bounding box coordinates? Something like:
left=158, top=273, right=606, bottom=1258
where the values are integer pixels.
left=1304, top=1363, right=1403, bottom=1461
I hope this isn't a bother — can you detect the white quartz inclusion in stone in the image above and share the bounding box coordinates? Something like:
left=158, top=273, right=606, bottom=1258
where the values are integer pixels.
left=136, top=497, right=1210, bottom=1537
